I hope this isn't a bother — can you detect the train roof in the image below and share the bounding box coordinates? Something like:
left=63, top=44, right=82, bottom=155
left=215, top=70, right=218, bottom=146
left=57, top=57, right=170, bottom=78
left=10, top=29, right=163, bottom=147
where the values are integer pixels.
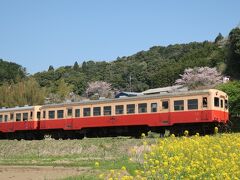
left=0, top=89, right=226, bottom=112
left=41, top=89, right=225, bottom=109
left=0, top=105, right=36, bottom=113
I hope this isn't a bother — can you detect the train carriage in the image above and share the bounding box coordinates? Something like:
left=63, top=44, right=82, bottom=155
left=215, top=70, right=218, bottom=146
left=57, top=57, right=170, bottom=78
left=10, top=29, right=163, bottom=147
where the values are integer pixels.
left=0, top=106, right=41, bottom=139
left=38, top=89, right=229, bottom=138
left=0, top=89, right=229, bottom=139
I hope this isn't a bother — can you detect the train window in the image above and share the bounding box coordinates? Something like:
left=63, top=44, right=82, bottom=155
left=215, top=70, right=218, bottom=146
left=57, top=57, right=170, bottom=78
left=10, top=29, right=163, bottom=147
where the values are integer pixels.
left=67, top=109, right=73, bottom=116
left=4, top=115, right=8, bottom=122
left=30, top=111, right=33, bottom=119
left=43, top=111, right=46, bottom=119
left=127, top=104, right=135, bottom=114
left=115, top=105, right=124, bottom=114
left=93, top=107, right=101, bottom=116
left=75, top=109, right=80, bottom=117
left=37, top=112, right=40, bottom=120
left=49, top=111, right=55, bottom=119
left=23, top=113, right=28, bottom=121
left=104, top=106, right=112, bottom=116
left=83, top=108, right=91, bottom=117
left=174, top=100, right=184, bottom=111
left=151, top=103, right=157, bottom=112
left=220, top=99, right=224, bottom=108
left=162, top=101, right=169, bottom=110
left=225, top=100, right=228, bottom=109
left=16, top=113, right=21, bottom=121
left=203, top=97, right=208, bottom=107
left=214, top=97, right=219, bottom=107
left=10, top=113, right=14, bottom=121
left=57, top=110, right=64, bottom=119
left=0, top=115, right=2, bottom=122
left=138, top=103, right=147, bottom=113
left=188, top=99, right=198, bottom=110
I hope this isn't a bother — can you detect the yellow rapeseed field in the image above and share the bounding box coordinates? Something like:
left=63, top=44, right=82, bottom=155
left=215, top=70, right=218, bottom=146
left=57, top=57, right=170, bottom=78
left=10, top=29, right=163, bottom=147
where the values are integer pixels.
left=99, top=132, right=240, bottom=180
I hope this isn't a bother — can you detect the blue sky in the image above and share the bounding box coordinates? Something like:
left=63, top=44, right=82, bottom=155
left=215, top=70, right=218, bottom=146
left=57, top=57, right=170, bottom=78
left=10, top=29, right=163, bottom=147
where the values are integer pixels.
left=0, top=0, right=239, bottom=74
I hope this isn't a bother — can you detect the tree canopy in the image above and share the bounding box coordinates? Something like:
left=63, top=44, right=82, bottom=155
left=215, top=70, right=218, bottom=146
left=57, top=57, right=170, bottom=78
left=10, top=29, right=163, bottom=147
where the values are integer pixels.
left=0, top=59, right=26, bottom=85
left=217, top=81, right=240, bottom=116
left=226, top=27, right=240, bottom=79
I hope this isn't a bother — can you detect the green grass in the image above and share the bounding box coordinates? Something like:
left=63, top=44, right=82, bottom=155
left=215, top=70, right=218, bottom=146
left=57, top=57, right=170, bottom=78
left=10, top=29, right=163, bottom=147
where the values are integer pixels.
left=0, top=137, right=150, bottom=179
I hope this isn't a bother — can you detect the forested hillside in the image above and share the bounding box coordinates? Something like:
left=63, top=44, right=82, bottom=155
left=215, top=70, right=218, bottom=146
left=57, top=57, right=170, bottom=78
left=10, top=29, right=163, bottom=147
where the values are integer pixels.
left=0, top=27, right=240, bottom=115
left=33, top=41, right=225, bottom=94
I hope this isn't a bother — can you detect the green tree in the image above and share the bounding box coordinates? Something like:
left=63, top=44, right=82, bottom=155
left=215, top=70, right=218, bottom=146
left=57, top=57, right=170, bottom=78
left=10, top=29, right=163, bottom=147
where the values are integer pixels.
left=214, top=33, right=224, bottom=43
left=226, top=27, right=240, bottom=79
left=0, top=59, right=26, bottom=85
left=217, top=81, right=240, bottom=116
left=46, top=79, right=73, bottom=103
left=73, top=61, right=79, bottom=71
left=48, top=65, right=54, bottom=71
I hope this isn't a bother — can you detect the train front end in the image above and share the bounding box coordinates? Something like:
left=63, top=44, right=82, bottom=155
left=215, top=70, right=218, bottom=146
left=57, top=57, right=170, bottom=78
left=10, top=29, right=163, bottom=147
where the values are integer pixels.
left=209, top=89, right=229, bottom=125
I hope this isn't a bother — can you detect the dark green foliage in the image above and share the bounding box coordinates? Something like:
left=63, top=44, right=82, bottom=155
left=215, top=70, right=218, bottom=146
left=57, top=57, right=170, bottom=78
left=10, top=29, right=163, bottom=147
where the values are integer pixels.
left=73, top=61, right=79, bottom=71
left=48, top=65, right=54, bottom=71
left=226, top=27, right=240, bottom=79
left=0, top=59, right=26, bottom=85
left=217, top=81, right=240, bottom=116
left=214, top=33, right=224, bottom=43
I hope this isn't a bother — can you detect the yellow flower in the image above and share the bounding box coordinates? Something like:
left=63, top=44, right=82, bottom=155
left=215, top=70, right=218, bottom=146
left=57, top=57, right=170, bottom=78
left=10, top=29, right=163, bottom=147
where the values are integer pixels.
left=95, top=161, right=100, bottom=167
left=121, top=166, right=126, bottom=171
left=143, top=141, right=148, bottom=146
left=164, top=174, right=168, bottom=179
left=150, top=151, right=155, bottom=156
left=214, top=127, right=219, bottom=134
left=135, top=170, right=140, bottom=175
left=163, top=161, right=168, bottom=167
left=184, top=130, right=189, bottom=136
left=99, top=174, right=104, bottom=179
left=110, top=169, right=115, bottom=174
left=141, top=133, right=146, bottom=138
left=101, top=133, right=240, bottom=179
left=154, top=160, right=159, bottom=164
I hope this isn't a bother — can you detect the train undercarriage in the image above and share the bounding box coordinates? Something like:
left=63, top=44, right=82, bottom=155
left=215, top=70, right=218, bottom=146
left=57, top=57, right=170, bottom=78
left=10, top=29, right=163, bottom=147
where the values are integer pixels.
left=0, top=121, right=231, bottom=140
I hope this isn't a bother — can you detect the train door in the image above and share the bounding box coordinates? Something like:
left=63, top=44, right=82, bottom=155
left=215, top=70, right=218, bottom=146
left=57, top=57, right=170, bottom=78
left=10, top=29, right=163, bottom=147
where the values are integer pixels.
left=161, top=99, right=170, bottom=125
left=65, top=108, right=73, bottom=129
left=36, top=111, right=41, bottom=129
left=201, top=97, right=208, bottom=120
left=8, top=113, right=14, bottom=132
left=23, top=112, right=29, bottom=130
left=223, top=98, right=228, bottom=121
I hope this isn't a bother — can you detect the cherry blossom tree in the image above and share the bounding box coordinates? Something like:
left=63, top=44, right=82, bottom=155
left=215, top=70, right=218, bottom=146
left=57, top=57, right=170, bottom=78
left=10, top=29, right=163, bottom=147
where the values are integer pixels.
left=86, top=81, right=113, bottom=98
left=175, top=67, right=223, bottom=89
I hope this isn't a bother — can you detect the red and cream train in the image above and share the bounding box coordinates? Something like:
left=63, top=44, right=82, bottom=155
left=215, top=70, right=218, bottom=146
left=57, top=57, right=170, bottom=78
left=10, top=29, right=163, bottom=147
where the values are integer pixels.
left=0, top=89, right=229, bottom=139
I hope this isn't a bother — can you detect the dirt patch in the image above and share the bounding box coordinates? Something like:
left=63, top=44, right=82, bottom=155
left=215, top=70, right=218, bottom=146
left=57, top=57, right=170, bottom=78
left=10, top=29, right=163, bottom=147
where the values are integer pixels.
left=0, top=165, right=91, bottom=180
